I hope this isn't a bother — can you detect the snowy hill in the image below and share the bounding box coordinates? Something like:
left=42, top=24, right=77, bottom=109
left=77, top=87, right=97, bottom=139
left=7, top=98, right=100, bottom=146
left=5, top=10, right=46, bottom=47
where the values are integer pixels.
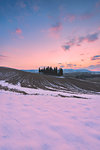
left=0, top=89, right=100, bottom=150
left=0, top=67, right=100, bottom=150
left=0, top=67, right=100, bottom=94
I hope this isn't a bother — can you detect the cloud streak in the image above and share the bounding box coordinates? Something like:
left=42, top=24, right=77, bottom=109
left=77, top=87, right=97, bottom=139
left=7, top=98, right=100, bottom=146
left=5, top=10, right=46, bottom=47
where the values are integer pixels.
left=64, top=12, right=94, bottom=23
left=0, top=55, right=6, bottom=58
left=64, top=14, right=76, bottom=22
left=63, top=32, right=99, bottom=50
left=49, top=22, right=62, bottom=39
left=66, top=64, right=77, bottom=68
left=0, top=55, right=6, bottom=62
left=60, top=65, right=64, bottom=68
left=87, top=64, right=100, bottom=70
left=79, top=13, right=94, bottom=20
left=91, top=55, right=100, bottom=60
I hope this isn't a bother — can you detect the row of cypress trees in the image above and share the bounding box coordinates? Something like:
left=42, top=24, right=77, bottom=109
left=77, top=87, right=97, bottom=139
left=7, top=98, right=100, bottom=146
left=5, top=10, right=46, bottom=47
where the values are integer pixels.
left=39, top=66, right=63, bottom=76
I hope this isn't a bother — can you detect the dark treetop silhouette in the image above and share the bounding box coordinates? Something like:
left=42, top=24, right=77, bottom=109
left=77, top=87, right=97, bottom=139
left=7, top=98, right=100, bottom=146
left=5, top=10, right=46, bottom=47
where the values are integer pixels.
left=39, top=67, right=63, bottom=76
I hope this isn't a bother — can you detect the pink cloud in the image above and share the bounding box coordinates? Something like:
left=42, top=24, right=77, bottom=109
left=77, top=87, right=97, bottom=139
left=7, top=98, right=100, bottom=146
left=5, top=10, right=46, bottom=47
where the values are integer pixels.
left=19, top=35, right=24, bottom=39
left=49, top=22, right=62, bottom=32
left=68, top=15, right=76, bottom=22
left=0, top=54, right=7, bottom=62
left=87, top=64, right=100, bottom=71
left=79, top=13, right=93, bottom=20
left=98, top=26, right=100, bottom=31
left=8, top=19, right=13, bottom=23
left=48, top=15, right=53, bottom=19
left=63, top=32, right=99, bottom=50
left=33, top=5, right=39, bottom=12
left=11, top=28, right=24, bottom=40
left=81, top=59, right=84, bottom=62
left=17, top=1, right=26, bottom=8
left=16, top=28, right=22, bottom=34
left=49, top=22, right=62, bottom=39
left=91, top=55, right=100, bottom=60
left=64, top=13, right=94, bottom=22
left=66, top=63, right=77, bottom=68
left=81, top=33, right=99, bottom=43
left=96, top=1, right=100, bottom=8
left=64, top=15, right=76, bottom=22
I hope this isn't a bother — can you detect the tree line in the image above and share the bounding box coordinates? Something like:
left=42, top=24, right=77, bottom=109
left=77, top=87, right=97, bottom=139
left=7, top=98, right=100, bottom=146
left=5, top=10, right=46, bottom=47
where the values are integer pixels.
left=39, top=66, right=63, bottom=76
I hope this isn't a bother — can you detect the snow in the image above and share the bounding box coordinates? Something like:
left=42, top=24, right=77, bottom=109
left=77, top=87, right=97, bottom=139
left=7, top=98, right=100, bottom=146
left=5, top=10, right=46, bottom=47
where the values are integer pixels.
left=55, top=76, right=65, bottom=78
left=0, top=80, right=87, bottom=98
left=0, top=90, right=100, bottom=150
left=0, top=80, right=99, bottom=98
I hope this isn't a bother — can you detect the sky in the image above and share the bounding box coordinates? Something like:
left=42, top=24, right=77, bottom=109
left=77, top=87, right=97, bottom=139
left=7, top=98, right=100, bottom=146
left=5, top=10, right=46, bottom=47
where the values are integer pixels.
left=0, top=0, right=100, bottom=71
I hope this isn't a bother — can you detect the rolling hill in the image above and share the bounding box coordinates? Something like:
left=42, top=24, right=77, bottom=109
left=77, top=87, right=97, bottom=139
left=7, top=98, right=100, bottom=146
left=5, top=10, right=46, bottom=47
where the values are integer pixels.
left=0, top=67, right=100, bottom=94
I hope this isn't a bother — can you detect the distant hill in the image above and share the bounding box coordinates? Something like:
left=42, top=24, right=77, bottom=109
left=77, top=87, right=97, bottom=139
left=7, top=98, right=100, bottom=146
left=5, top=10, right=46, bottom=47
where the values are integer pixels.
left=22, top=69, right=38, bottom=73
left=63, top=69, right=91, bottom=73
left=23, top=69, right=90, bottom=73
left=22, top=69, right=100, bottom=74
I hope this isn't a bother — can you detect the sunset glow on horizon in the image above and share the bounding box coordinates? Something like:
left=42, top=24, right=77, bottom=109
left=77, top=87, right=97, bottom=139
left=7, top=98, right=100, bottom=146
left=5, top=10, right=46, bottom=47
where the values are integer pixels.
left=0, top=0, right=100, bottom=71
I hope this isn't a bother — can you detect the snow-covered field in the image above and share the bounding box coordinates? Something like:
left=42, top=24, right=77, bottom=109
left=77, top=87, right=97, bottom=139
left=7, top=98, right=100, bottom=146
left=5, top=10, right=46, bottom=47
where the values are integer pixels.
left=0, top=89, right=100, bottom=150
